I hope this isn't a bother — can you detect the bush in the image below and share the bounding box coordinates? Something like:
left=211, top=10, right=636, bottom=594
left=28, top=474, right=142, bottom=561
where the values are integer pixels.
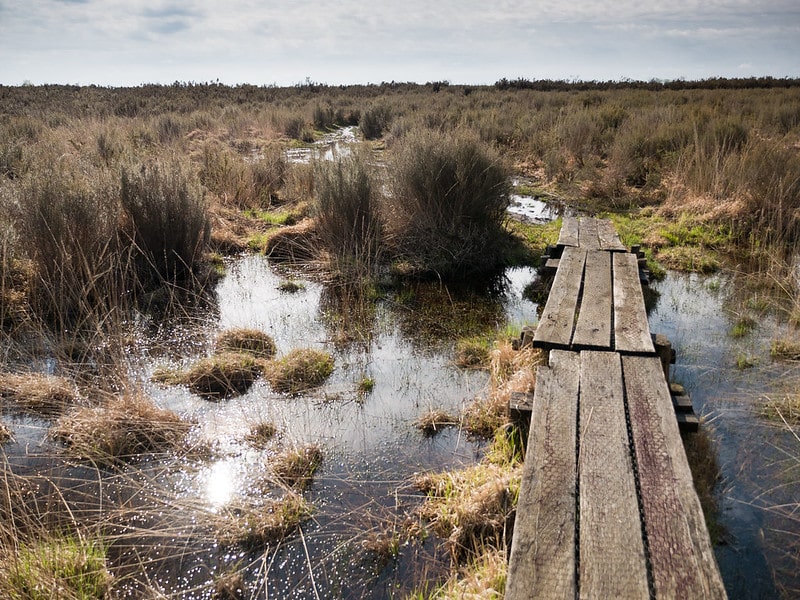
left=359, top=104, right=392, bottom=140
left=388, top=129, right=511, bottom=277
left=120, top=160, right=210, bottom=285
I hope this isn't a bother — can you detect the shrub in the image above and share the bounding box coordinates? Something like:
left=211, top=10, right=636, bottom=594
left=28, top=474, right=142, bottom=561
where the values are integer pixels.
left=120, top=160, right=210, bottom=285
left=388, top=129, right=511, bottom=277
left=313, top=154, right=383, bottom=277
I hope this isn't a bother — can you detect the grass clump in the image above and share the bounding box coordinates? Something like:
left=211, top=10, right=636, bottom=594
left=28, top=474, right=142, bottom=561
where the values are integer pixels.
left=218, top=494, right=312, bottom=550
left=0, top=373, right=82, bottom=417
left=0, top=535, right=112, bottom=600
left=414, top=409, right=459, bottom=436
left=215, top=328, right=277, bottom=360
left=270, top=443, right=323, bottom=489
left=51, top=393, right=191, bottom=464
left=266, top=348, right=334, bottom=394
left=154, top=352, right=266, bottom=399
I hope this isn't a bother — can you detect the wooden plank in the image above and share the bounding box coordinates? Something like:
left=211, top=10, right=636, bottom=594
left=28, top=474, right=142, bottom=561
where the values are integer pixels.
left=597, top=219, right=627, bottom=251
left=623, top=355, right=727, bottom=599
left=557, top=216, right=580, bottom=248
left=613, top=252, right=656, bottom=354
left=578, top=351, right=649, bottom=599
left=533, top=247, right=586, bottom=349
left=578, top=217, right=600, bottom=250
left=572, top=251, right=612, bottom=350
left=507, top=350, right=580, bottom=600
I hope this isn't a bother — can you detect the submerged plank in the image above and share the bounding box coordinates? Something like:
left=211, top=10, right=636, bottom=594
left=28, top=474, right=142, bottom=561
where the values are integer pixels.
left=557, top=216, right=580, bottom=248
left=534, top=247, right=586, bottom=349
left=572, top=251, right=612, bottom=350
left=613, top=252, right=655, bottom=353
left=578, top=217, right=600, bottom=251
left=578, top=351, right=649, bottom=599
left=623, top=355, right=727, bottom=599
left=507, top=350, right=580, bottom=600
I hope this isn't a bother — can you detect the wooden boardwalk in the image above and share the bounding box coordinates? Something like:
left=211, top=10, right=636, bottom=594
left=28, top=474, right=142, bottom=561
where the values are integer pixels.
left=506, top=217, right=726, bottom=599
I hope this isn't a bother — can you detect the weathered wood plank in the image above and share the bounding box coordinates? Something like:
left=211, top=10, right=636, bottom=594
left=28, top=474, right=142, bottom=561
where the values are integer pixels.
left=557, top=216, right=580, bottom=248
left=597, top=219, right=627, bottom=251
left=613, top=252, right=655, bottom=354
left=507, top=350, right=580, bottom=600
left=534, top=247, right=586, bottom=349
left=578, top=351, right=649, bottom=599
left=623, top=355, right=727, bottom=599
left=578, top=217, right=601, bottom=251
left=572, top=251, right=612, bottom=350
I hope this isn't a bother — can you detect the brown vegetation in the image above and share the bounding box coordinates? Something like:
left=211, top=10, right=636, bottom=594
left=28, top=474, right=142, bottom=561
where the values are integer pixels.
left=0, top=373, right=83, bottom=416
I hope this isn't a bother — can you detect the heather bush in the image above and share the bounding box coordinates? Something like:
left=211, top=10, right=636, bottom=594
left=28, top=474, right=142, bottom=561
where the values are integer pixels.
left=388, top=129, right=511, bottom=277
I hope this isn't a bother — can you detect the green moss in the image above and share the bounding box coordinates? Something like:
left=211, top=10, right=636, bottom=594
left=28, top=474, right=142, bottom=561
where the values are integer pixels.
left=216, top=328, right=277, bottom=360
left=154, top=352, right=266, bottom=399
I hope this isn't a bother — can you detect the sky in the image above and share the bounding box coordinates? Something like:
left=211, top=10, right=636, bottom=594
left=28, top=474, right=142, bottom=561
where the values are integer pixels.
left=1, top=0, right=799, bottom=87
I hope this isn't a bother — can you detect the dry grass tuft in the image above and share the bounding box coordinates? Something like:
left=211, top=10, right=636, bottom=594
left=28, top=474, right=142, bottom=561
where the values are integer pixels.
left=414, top=409, right=459, bottom=436
left=464, top=342, right=542, bottom=437
left=153, top=352, right=266, bottom=400
left=217, top=493, right=312, bottom=550
left=262, top=219, right=318, bottom=263
left=265, top=348, right=334, bottom=394
left=762, top=394, right=800, bottom=424
left=50, top=393, right=192, bottom=464
left=0, top=420, right=12, bottom=443
left=0, top=373, right=83, bottom=417
left=771, top=338, right=800, bottom=361
left=414, top=463, right=520, bottom=562
left=216, top=328, right=277, bottom=360
left=270, top=443, right=323, bottom=489
left=212, top=569, right=246, bottom=600
left=244, top=421, right=278, bottom=448
left=432, top=546, right=508, bottom=599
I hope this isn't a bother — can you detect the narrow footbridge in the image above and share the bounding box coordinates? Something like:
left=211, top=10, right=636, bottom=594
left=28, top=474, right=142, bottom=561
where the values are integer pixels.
left=506, top=217, right=726, bottom=599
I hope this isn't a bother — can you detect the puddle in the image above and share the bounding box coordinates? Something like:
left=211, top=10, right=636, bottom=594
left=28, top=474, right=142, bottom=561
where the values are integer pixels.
left=285, top=126, right=358, bottom=164
left=507, top=193, right=562, bottom=223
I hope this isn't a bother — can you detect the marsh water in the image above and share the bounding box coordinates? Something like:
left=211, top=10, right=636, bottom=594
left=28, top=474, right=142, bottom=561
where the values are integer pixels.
left=3, top=191, right=799, bottom=597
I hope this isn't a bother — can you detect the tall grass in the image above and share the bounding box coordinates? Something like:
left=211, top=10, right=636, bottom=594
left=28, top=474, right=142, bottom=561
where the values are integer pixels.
left=120, top=159, right=210, bottom=286
left=313, top=153, right=383, bottom=278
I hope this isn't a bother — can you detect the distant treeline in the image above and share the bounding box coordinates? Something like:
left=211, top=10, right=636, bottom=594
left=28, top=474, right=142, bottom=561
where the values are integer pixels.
left=493, top=76, right=800, bottom=91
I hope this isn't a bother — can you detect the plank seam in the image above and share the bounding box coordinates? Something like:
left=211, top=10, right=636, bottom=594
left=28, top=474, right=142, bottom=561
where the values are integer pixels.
left=574, top=359, right=581, bottom=600
left=621, top=362, right=657, bottom=600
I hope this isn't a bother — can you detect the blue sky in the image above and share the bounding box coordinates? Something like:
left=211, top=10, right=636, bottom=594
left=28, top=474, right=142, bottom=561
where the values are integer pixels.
left=1, top=0, right=798, bottom=86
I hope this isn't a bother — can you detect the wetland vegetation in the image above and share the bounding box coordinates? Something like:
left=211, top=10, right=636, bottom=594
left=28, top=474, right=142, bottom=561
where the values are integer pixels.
left=1, top=78, right=800, bottom=598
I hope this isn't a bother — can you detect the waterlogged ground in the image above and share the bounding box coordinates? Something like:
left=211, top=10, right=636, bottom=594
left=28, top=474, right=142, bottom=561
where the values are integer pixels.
left=648, top=271, right=800, bottom=599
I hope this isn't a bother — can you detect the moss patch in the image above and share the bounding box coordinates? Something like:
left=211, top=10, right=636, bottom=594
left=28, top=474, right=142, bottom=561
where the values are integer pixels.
left=216, top=328, right=277, bottom=360
left=266, top=348, right=334, bottom=394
